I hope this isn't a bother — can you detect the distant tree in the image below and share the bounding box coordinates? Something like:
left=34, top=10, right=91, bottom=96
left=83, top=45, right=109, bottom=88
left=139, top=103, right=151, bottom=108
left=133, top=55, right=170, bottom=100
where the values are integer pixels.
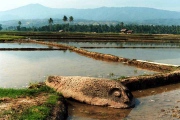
left=63, top=15, right=68, bottom=23
left=17, top=21, right=22, bottom=31
left=69, top=16, right=74, bottom=23
left=120, top=22, right=124, bottom=28
left=18, top=21, right=21, bottom=26
left=48, top=18, right=53, bottom=31
left=0, top=24, right=2, bottom=31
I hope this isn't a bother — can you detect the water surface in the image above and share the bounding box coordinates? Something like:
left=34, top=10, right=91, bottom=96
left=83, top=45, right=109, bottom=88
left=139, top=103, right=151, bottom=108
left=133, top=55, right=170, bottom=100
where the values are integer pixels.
left=57, top=41, right=180, bottom=65
left=57, top=41, right=180, bottom=48
left=0, top=50, right=154, bottom=88
left=89, top=48, right=180, bottom=65
left=67, top=83, right=180, bottom=120
left=0, top=43, right=49, bottom=48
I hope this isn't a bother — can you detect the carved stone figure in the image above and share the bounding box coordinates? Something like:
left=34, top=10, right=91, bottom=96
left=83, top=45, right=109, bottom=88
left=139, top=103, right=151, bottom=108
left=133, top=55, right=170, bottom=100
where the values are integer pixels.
left=46, top=76, right=135, bottom=109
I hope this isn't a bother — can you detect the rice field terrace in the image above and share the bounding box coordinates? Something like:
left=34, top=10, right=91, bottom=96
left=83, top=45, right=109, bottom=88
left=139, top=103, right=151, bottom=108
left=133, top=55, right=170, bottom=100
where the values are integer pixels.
left=0, top=32, right=180, bottom=120
left=2, top=31, right=180, bottom=42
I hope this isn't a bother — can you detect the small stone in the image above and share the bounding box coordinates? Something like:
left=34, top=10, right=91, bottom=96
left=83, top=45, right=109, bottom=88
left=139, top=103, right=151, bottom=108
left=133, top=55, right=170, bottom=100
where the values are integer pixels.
left=161, top=109, right=165, bottom=112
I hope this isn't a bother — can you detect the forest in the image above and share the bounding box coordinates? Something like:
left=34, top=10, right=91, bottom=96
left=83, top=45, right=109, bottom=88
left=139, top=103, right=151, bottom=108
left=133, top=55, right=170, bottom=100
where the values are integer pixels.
left=2, top=16, right=180, bottom=34
left=20, top=24, right=180, bottom=34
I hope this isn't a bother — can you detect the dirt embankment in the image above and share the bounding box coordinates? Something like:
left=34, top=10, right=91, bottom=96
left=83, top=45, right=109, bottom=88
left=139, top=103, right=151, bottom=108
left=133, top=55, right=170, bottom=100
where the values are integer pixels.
left=28, top=40, right=178, bottom=72
left=121, top=70, right=180, bottom=91
left=12, top=32, right=180, bottom=42
left=0, top=48, right=67, bottom=51
left=27, top=39, right=180, bottom=91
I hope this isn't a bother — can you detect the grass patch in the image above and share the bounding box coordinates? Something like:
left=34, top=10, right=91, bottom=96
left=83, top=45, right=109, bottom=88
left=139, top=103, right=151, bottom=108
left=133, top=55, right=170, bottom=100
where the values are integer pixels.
left=18, top=106, right=51, bottom=120
left=17, top=93, right=61, bottom=120
left=0, top=34, right=25, bottom=41
left=0, top=85, right=54, bottom=98
left=0, top=84, right=63, bottom=119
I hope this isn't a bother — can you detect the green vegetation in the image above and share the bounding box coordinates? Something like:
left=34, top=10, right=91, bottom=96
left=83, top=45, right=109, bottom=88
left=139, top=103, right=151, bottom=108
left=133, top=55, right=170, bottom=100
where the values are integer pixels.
left=19, top=105, right=51, bottom=120
left=48, top=18, right=53, bottom=31
left=18, top=94, right=60, bottom=120
left=69, top=16, right=74, bottom=23
left=113, top=76, right=128, bottom=81
left=0, top=85, right=53, bottom=98
left=17, top=21, right=22, bottom=31
left=117, top=76, right=128, bottom=80
left=0, top=24, right=2, bottom=31
left=4, top=22, right=180, bottom=34
left=109, top=73, right=115, bottom=77
left=63, top=15, right=68, bottom=23
left=0, top=34, right=25, bottom=40
left=0, top=84, right=62, bottom=119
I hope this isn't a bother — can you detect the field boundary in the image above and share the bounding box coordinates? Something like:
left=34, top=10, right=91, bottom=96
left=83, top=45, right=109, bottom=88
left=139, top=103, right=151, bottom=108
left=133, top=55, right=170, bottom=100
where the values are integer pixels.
left=27, top=39, right=179, bottom=72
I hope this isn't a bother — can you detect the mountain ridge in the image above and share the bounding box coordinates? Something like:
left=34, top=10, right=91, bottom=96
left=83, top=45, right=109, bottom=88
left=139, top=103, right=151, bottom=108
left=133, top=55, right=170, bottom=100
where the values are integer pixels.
left=1, top=4, right=180, bottom=25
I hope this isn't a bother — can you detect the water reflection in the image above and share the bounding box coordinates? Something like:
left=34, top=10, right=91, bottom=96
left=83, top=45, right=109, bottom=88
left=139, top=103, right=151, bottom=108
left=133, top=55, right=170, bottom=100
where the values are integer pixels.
left=0, top=43, right=49, bottom=48
left=127, top=83, right=180, bottom=120
left=0, top=51, right=155, bottom=88
left=67, top=99, right=132, bottom=120
left=56, top=41, right=180, bottom=65
left=89, top=48, right=180, bottom=65
left=67, top=83, right=180, bottom=120
left=57, top=41, right=180, bottom=48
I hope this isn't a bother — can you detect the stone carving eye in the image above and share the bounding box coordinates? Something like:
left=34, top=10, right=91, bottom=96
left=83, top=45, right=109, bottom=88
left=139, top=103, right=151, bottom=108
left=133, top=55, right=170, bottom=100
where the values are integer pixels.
left=109, top=88, right=121, bottom=97
left=113, top=91, right=121, bottom=97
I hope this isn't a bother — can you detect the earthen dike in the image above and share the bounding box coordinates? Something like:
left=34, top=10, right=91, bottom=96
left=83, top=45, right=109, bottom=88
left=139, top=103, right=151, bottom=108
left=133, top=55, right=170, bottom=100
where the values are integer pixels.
left=28, top=39, right=180, bottom=91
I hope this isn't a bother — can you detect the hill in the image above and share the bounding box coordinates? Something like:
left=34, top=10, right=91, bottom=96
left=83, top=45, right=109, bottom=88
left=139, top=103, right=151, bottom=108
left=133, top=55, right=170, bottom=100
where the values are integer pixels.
left=1, top=4, right=180, bottom=26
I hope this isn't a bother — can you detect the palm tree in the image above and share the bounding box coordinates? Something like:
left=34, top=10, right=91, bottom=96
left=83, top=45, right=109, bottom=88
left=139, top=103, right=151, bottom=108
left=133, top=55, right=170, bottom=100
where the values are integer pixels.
left=63, top=15, right=68, bottom=23
left=48, top=18, right=53, bottom=31
left=120, top=22, right=124, bottom=28
left=69, top=16, right=74, bottom=23
left=18, top=21, right=21, bottom=25
left=17, top=21, right=22, bottom=31
left=0, top=24, right=2, bottom=31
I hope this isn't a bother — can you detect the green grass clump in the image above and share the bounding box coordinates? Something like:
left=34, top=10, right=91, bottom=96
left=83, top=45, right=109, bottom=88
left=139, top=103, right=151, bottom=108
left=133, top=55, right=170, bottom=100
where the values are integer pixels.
left=18, top=94, right=61, bottom=120
left=0, top=84, right=62, bottom=120
left=0, top=34, right=25, bottom=40
left=0, top=85, right=54, bottom=98
left=18, top=106, right=50, bottom=120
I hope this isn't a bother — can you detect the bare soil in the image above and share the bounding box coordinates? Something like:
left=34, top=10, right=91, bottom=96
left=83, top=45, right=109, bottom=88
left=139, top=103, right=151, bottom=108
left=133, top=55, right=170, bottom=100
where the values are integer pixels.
left=0, top=93, right=48, bottom=120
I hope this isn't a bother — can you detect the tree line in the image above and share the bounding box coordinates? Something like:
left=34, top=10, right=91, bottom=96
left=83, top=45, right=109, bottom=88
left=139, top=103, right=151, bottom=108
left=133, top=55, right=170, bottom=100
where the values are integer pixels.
left=0, top=24, right=2, bottom=31
left=2, top=15, right=180, bottom=34
left=37, top=24, right=180, bottom=34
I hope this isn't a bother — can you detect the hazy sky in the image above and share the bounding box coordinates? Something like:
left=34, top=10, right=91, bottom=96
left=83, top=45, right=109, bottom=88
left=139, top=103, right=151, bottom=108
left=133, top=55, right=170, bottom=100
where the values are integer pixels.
left=0, top=0, right=180, bottom=12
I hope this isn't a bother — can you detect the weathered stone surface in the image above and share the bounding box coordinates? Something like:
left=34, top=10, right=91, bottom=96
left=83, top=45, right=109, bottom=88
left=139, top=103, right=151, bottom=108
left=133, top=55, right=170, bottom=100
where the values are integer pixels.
left=46, top=76, right=135, bottom=109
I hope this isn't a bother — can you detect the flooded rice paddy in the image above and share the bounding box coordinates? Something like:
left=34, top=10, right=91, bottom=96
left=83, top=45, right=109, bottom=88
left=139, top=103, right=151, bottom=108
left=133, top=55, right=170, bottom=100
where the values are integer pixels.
left=0, top=50, right=154, bottom=88
left=89, top=48, right=180, bottom=65
left=58, top=41, right=180, bottom=48
left=0, top=41, right=180, bottom=119
left=0, top=43, right=49, bottom=48
left=57, top=41, right=180, bottom=65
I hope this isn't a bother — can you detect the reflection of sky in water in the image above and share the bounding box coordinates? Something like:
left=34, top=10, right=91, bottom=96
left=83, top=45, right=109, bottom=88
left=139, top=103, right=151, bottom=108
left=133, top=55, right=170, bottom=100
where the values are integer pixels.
left=89, top=48, right=180, bottom=65
left=58, top=41, right=180, bottom=48
left=57, top=41, right=180, bottom=65
left=0, top=51, right=155, bottom=88
left=127, top=88, right=180, bottom=120
left=67, top=83, right=180, bottom=120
